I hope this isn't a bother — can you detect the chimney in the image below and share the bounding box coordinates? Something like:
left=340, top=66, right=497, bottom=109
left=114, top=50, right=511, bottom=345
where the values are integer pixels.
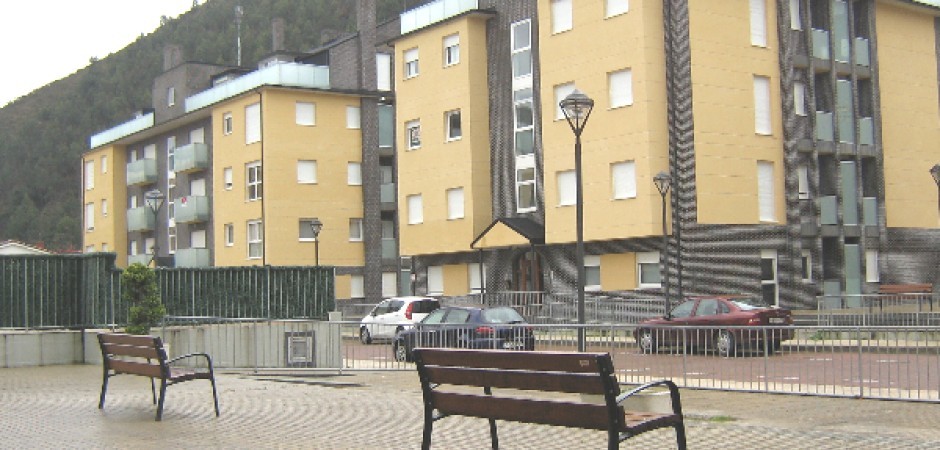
left=163, top=45, right=182, bottom=71
left=272, top=18, right=286, bottom=52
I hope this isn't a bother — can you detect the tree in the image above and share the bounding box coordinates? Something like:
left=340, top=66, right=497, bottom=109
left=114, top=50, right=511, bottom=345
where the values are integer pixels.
left=122, top=263, right=166, bottom=335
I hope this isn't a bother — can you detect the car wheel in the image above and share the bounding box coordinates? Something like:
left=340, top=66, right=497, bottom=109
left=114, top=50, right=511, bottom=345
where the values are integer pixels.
left=768, top=340, right=782, bottom=355
left=359, top=327, right=372, bottom=345
left=716, top=330, right=735, bottom=357
left=637, top=329, right=657, bottom=354
left=393, top=341, right=410, bottom=362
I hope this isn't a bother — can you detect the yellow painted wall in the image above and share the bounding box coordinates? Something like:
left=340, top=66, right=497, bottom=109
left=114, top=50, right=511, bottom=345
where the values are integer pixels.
left=82, top=145, right=128, bottom=265
left=442, top=263, right=469, bottom=296
left=335, top=274, right=352, bottom=299
left=688, top=0, right=784, bottom=225
left=396, top=14, right=492, bottom=256
left=876, top=2, right=940, bottom=228
left=539, top=0, right=670, bottom=245
left=599, top=252, right=636, bottom=291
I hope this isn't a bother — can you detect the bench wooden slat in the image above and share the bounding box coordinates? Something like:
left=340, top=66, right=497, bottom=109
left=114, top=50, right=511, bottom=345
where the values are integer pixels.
left=108, top=359, right=163, bottom=378
left=423, top=366, right=613, bottom=395
left=432, top=392, right=617, bottom=431
left=101, top=342, right=161, bottom=359
left=101, top=333, right=163, bottom=347
left=416, top=348, right=609, bottom=373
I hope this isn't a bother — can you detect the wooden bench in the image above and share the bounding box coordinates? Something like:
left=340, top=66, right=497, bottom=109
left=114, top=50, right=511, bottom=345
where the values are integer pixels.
left=97, top=333, right=220, bottom=421
left=414, top=348, right=686, bottom=450
left=879, top=284, right=933, bottom=295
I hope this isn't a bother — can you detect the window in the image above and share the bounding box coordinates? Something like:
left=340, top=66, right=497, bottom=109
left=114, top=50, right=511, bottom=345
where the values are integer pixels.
left=789, top=0, right=802, bottom=30
left=129, top=194, right=138, bottom=209
left=754, top=76, right=772, bottom=135
left=129, top=240, right=138, bottom=256
left=350, top=275, right=365, bottom=298
left=222, top=112, right=233, bottom=135
left=167, top=136, right=176, bottom=179
left=750, top=0, right=767, bottom=47
left=761, top=250, right=778, bottom=305
left=246, top=161, right=262, bottom=201
left=406, top=120, right=421, bottom=150
left=554, top=83, right=575, bottom=120
left=606, top=0, right=629, bottom=17
left=346, top=106, right=361, bottom=129
left=168, top=226, right=177, bottom=254
left=85, top=203, right=95, bottom=231
left=609, top=69, right=633, bottom=108
left=296, top=102, right=316, bottom=126
left=801, top=250, right=812, bottom=281
left=511, top=20, right=532, bottom=80
left=245, top=103, right=261, bottom=144
left=101, top=243, right=108, bottom=252
left=191, top=229, right=207, bottom=248
left=427, top=265, right=444, bottom=296
left=468, top=263, right=486, bottom=294
left=84, top=161, right=94, bottom=190
left=514, top=88, right=535, bottom=155
left=794, top=82, right=807, bottom=116
left=190, top=127, right=205, bottom=144
left=797, top=165, right=810, bottom=199
left=101, top=156, right=108, bottom=173
left=551, top=0, right=573, bottom=34
left=407, top=194, right=423, bottom=224
left=85, top=245, right=95, bottom=254
left=347, top=162, right=362, bottom=185
left=637, top=252, right=662, bottom=288
left=382, top=272, right=398, bottom=297
left=557, top=170, right=576, bottom=206
left=447, top=187, right=464, bottom=220
left=144, top=144, right=156, bottom=159
left=585, top=255, right=601, bottom=291
left=611, top=161, right=637, bottom=199
left=167, top=86, right=176, bottom=107
left=247, top=220, right=263, bottom=259
left=225, top=223, right=234, bottom=246
left=758, top=161, right=775, bottom=221
left=349, top=218, right=364, bottom=241
left=298, top=219, right=320, bottom=241
left=298, top=160, right=317, bottom=184
left=443, top=34, right=459, bottom=66
left=866, top=250, right=880, bottom=282
left=516, top=166, right=537, bottom=212
left=404, top=48, right=419, bottom=78
left=223, top=167, right=233, bottom=190
left=101, top=199, right=108, bottom=216
left=445, top=110, right=462, bottom=141
left=376, top=53, right=392, bottom=91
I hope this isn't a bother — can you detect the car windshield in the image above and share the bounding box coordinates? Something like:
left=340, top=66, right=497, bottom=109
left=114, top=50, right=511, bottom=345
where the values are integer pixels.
left=730, top=297, right=771, bottom=310
left=480, top=307, right=525, bottom=324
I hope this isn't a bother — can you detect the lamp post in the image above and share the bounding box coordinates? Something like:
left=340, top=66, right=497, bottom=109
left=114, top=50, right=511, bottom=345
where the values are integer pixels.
left=931, top=164, right=940, bottom=213
left=309, top=218, right=323, bottom=265
left=653, top=171, right=672, bottom=319
left=560, top=89, right=594, bottom=352
left=144, top=189, right=165, bottom=267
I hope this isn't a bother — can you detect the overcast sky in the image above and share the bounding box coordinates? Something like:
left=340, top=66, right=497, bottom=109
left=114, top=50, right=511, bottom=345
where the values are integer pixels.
left=0, top=0, right=196, bottom=106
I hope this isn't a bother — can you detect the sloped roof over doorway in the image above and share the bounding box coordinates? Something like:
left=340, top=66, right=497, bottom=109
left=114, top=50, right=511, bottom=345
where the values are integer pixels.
left=470, top=218, right=544, bottom=249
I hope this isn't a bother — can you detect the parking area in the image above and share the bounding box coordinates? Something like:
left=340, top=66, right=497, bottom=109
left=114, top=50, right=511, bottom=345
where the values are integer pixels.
left=3, top=364, right=940, bottom=449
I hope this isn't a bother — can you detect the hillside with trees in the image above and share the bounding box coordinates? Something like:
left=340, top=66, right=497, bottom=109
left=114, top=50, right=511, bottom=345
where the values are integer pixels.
left=0, top=0, right=420, bottom=251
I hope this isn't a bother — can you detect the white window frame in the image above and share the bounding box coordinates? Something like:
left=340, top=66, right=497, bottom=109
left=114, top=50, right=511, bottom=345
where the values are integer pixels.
left=606, top=0, right=629, bottom=17
left=346, top=106, right=361, bottom=129
left=443, top=34, right=460, bottom=66
left=557, top=170, right=576, bottom=206
left=407, top=194, right=424, bottom=225
left=637, top=252, right=662, bottom=289
left=758, top=161, right=776, bottom=222
left=225, top=223, right=234, bottom=247
left=551, top=0, right=573, bottom=34
left=298, top=160, right=318, bottom=184
left=299, top=219, right=320, bottom=242
left=608, top=69, right=633, bottom=109
left=85, top=203, right=95, bottom=231
left=190, top=229, right=207, bottom=249
left=129, top=240, right=138, bottom=256
left=761, top=249, right=779, bottom=305
left=350, top=275, right=365, bottom=298
left=754, top=75, right=772, bottom=135
left=514, top=88, right=535, bottom=156
left=347, top=162, right=362, bottom=186
left=245, top=103, right=261, bottom=144
left=168, top=226, right=177, bottom=254
left=866, top=250, right=880, bottom=282
left=222, top=112, right=233, bottom=135
left=349, top=218, right=364, bottom=242
left=190, top=127, right=205, bottom=144
left=247, top=220, right=263, bottom=260
left=445, top=110, right=462, bottom=141
left=296, top=102, right=316, bottom=126
left=447, top=187, right=465, bottom=220
left=101, top=155, right=108, bottom=173
left=167, top=86, right=176, bottom=107
left=801, top=250, right=813, bottom=281
left=794, top=82, right=807, bottom=117
left=515, top=161, right=537, bottom=213
left=554, top=83, right=576, bottom=120
left=376, top=53, right=392, bottom=91
left=223, top=167, right=233, bottom=190
left=101, top=199, right=108, bottom=217
left=427, top=265, right=444, bottom=296
left=167, top=136, right=176, bottom=179
left=585, top=255, right=601, bottom=291
left=382, top=272, right=398, bottom=297
left=750, top=0, right=768, bottom=47
left=84, top=161, right=94, bottom=190
left=511, top=20, right=533, bottom=83
left=246, top=161, right=262, bottom=201
left=406, top=120, right=421, bottom=150
left=468, top=263, right=487, bottom=294
left=611, top=161, right=637, bottom=199
left=797, top=165, right=810, bottom=199
left=789, top=0, right=802, bottom=30
left=404, top=48, right=419, bottom=79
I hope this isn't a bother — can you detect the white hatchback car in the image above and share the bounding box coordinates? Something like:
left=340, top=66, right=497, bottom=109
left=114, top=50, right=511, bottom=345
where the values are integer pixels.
left=359, top=296, right=441, bottom=344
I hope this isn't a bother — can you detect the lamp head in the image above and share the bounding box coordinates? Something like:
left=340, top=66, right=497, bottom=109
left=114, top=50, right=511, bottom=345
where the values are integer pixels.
left=931, top=164, right=940, bottom=186
left=144, top=189, right=165, bottom=212
left=309, top=218, right=323, bottom=239
left=560, top=89, right=594, bottom=135
left=653, top=171, right=672, bottom=196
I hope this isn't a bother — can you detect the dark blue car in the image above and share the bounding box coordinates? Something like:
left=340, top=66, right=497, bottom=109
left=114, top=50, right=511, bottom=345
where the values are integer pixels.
left=393, top=306, right=535, bottom=362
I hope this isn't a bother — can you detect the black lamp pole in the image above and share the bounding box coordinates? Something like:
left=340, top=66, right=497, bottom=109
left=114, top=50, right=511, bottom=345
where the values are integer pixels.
left=310, top=218, right=323, bottom=265
left=144, top=189, right=165, bottom=267
left=560, top=89, right=594, bottom=352
left=653, top=172, right=672, bottom=319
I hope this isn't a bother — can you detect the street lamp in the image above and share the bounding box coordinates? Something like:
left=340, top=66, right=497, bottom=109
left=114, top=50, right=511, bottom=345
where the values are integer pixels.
left=309, top=218, right=323, bottom=265
left=560, top=88, right=594, bottom=352
left=931, top=164, right=940, bottom=213
left=653, top=171, right=672, bottom=319
left=144, top=189, right=165, bottom=267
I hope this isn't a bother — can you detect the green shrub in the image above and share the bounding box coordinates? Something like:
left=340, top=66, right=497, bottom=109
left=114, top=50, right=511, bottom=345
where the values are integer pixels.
left=122, top=263, right=165, bottom=335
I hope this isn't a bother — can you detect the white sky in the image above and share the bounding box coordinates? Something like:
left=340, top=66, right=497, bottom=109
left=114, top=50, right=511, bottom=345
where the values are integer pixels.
left=0, top=0, right=196, bottom=106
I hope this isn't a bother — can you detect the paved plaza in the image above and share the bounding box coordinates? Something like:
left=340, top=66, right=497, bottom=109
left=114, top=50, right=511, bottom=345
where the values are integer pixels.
left=2, top=364, right=940, bottom=449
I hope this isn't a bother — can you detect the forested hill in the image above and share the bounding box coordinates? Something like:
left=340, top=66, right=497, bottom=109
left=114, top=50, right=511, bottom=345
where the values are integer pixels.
left=0, top=0, right=416, bottom=251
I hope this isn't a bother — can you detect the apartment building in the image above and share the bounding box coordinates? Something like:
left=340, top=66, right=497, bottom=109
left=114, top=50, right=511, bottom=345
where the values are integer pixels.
left=392, top=0, right=939, bottom=308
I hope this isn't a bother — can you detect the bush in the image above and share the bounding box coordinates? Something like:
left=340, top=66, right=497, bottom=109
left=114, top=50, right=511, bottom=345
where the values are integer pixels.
left=122, top=263, right=166, bottom=335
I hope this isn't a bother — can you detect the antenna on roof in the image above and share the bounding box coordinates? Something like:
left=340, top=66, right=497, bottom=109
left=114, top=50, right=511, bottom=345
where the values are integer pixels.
left=235, top=5, right=244, bottom=66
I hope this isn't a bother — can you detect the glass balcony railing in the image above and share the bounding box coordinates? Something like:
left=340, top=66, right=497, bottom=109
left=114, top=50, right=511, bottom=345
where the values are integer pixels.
left=185, top=63, right=329, bottom=112
left=863, top=197, right=878, bottom=226
left=812, top=29, right=830, bottom=60
left=126, top=159, right=158, bottom=186
left=815, top=111, right=834, bottom=142
left=378, top=105, right=394, bottom=148
left=126, top=207, right=155, bottom=232
left=174, top=248, right=210, bottom=268
left=855, top=37, right=870, bottom=67
left=128, top=254, right=152, bottom=266
left=90, top=112, right=154, bottom=149
left=381, top=238, right=398, bottom=260
left=401, top=0, right=478, bottom=34
left=381, top=183, right=396, bottom=205
left=858, top=117, right=874, bottom=146
left=820, top=196, right=838, bottom=225
left=173, top=143, right=209, bottom=173
left=174, top=196, right=210, bottom=224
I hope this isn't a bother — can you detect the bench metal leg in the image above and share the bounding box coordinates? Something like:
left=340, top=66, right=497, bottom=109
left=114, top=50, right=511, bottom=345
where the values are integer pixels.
left=155, top=379, right=168, bottom=421
left=675, top=423, right=687, bottom=450
left=98, top=372, right=109, bottom=409
left=210, top=376, right=220, bottom=416
left=150, top=378, right=157, bottom=405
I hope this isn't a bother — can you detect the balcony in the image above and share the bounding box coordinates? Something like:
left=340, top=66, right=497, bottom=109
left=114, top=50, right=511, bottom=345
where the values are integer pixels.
left=126, top=159, right=158, bottom=186
left=126, top=207, right=155, bottom=232
left=174, top=248, right=210, bottom=268
left=173, top=143, right=209, bottom=174
left=381, top=238, right=398, bottom=261
left=855, top=37, right=870, bottom=67
left=862, top=197, right=878, bottom=227
left=811, top=29, right=830, bottom=60
left=128, top=254, right=152, bottom=266
left=378, top=104, right=394, bottom=155
left=186, top=63, right=329, bottom=112
left=815, top=112, right=834, bottom=142
left=858, top=117, right=874, bottom=146
left=90, top=111, right=154, bottom=149
left=401, top=0, right=478, bottom=34
left=174, top=195, right=210, bottom=224
left=381, top=183, right=396, bottom=211
left=820, top=196, right=838, bottom=225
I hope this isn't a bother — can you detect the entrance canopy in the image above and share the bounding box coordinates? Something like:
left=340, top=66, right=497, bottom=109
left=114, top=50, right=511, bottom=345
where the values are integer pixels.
left=470, top=218, right=544, bottom=250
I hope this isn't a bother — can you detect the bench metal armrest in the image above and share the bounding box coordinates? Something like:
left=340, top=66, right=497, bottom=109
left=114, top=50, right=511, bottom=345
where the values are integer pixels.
left=166, top=352, right=215, bottom=372
left=616, top=379, right=683, bottom=416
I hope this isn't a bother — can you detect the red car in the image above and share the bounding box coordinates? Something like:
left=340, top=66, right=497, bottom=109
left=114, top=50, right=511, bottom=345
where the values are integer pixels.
left=634, top=296, right=794, bottom=357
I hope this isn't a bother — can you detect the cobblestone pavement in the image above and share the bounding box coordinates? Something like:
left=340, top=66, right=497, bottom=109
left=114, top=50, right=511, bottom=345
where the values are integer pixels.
left=2, top=365, right=940, bottom=449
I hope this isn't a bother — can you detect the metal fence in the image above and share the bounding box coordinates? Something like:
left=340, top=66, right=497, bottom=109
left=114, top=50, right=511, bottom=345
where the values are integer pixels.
left=816, top=293, right=940, bottom=326
left=160, top=317, right=940, bottom=403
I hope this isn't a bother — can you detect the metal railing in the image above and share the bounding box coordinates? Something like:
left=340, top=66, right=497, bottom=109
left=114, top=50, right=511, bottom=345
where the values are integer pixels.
left=159, top=317, right=940, bottom=402
left=816, top=293, right=939, bottom=326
